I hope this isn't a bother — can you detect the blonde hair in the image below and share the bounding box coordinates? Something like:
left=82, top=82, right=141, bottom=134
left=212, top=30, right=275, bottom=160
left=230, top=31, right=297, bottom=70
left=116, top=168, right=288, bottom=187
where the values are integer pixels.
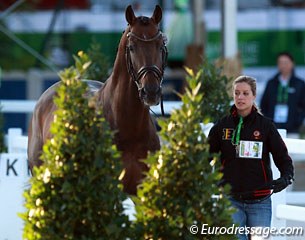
left=233, top=75, right=257, bottom=96
left=233, top=75, right=261, bottom=113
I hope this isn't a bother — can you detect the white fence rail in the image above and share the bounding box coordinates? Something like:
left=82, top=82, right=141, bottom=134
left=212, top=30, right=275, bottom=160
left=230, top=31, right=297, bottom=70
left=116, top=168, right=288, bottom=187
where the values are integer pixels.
left=0, top=100, right=36, bottom=113
left=277, top=205, right=305, bottom=222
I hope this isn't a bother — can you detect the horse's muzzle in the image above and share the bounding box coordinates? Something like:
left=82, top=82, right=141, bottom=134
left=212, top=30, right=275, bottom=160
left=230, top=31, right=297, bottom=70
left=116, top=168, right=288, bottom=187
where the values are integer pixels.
left=136, top=65, right=163, bottom=106
left=140, top=86, right=161, bottom=106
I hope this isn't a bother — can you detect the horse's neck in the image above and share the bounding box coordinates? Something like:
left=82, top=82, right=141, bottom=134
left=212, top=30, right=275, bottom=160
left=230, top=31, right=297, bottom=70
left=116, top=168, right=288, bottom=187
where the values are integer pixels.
left=100, top=60, right=152, bottom=137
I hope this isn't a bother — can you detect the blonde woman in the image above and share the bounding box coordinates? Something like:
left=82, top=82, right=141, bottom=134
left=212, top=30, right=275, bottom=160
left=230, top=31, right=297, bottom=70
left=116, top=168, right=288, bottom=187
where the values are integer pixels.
left=208, top=75, right=294, bottom=240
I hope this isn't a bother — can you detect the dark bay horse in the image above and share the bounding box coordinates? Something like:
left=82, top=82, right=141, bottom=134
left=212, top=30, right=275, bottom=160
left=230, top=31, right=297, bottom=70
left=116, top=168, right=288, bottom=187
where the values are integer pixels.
left=27, top=5, right=167, bottom=195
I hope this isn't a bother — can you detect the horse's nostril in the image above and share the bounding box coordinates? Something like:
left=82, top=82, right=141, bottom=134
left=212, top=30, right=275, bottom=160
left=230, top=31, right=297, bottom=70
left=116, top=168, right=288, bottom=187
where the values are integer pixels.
left=142, top=88, right=147, bottom=95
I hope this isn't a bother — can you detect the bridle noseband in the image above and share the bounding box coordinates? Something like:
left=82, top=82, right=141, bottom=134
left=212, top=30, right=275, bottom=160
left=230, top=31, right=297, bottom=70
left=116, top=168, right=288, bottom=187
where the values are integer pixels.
left=125, top=30, right=168, bottom=91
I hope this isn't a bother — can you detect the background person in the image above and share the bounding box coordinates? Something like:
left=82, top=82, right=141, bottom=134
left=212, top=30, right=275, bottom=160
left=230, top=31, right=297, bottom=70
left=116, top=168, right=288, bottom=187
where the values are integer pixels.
left=260, top=52, right=305, bottom=134
left=208, top=75, right=294, bottom=240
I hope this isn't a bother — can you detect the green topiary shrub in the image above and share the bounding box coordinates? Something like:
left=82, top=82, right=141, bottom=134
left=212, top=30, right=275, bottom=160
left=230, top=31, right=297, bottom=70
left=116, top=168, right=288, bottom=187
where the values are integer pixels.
left=198, top=59, right=231, bottom=122
left=74, top=41, right=110, bottom=82
left=132, top=67, right=236, bottom=239
left=86, top=40, right=110, bottom=82
left=21, top=65, right=130, bottom=239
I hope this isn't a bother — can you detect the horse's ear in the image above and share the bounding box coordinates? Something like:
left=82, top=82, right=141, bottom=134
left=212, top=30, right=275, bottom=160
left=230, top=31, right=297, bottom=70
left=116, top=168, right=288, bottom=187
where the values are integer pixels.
left=125, top=5, right=136, bottom=25
left=151, top=5, right=162, bottom=24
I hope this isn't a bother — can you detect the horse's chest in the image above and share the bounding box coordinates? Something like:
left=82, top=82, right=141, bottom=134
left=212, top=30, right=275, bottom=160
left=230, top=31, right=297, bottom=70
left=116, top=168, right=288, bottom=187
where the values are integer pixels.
left=119, top=142, right=153, bottom=157
left=117, top=138, right=159, bottom=161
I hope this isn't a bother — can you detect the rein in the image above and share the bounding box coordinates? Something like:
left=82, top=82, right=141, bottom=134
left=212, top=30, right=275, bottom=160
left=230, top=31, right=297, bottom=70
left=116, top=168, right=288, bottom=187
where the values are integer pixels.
left=125, top=30, right=168, bottom=116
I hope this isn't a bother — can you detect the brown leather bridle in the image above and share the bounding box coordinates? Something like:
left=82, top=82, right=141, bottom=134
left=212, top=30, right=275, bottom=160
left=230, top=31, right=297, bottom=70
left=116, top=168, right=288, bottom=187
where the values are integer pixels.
left=125, top=30, right=168, bottom=92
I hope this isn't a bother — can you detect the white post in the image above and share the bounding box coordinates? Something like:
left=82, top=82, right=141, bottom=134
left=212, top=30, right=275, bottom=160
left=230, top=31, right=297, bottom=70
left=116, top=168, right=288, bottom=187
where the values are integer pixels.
left=192, top=0, right=205, bottom=45
left=1, top=128, right=30, bottom=239
left=221, top=0, right=238, bottom=58
left=8, top=128, right=22, bottom=153
left=27, top=69, right=44, bottom=100
left=0, top=153, right=30, bottom=240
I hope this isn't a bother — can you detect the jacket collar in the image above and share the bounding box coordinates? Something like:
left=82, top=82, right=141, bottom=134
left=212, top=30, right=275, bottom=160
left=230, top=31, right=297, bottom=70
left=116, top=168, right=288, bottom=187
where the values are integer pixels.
left=230, top=105, right=257, bottom=124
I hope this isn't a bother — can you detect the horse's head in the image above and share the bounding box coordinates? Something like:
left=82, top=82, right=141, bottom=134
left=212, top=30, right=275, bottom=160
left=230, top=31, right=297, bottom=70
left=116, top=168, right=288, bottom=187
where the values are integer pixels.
left=125, top=5, right=167, bottom=106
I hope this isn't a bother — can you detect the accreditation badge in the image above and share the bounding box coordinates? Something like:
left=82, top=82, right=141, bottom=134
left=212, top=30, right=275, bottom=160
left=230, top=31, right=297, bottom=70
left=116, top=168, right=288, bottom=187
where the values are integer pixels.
left=239, top=141, right=263, bottom=159
left=274, top=104, right=288, bottom=123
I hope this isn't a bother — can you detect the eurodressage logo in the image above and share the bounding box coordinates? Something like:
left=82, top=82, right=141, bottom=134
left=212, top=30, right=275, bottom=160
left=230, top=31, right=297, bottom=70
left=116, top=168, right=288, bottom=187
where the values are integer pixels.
left=222, top=128, right=234, bottom=140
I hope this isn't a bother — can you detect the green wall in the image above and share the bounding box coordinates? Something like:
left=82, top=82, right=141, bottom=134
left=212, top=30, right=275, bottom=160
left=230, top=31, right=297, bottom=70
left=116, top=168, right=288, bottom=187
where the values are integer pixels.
left=1, top=30, right=305, bottom=70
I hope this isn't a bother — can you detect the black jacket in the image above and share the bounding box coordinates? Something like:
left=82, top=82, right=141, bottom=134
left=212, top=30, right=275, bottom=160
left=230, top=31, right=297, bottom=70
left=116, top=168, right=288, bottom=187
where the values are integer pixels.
left=208, top=106, right=294, bottom=199
left=260, top=73, right=305, bottom=133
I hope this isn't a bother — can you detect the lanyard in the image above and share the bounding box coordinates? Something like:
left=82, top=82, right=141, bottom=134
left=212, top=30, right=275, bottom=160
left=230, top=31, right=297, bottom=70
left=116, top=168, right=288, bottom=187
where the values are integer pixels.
left=277, top=84, right=289, bottom=103
left=231, top=116, right=243, bottom=146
